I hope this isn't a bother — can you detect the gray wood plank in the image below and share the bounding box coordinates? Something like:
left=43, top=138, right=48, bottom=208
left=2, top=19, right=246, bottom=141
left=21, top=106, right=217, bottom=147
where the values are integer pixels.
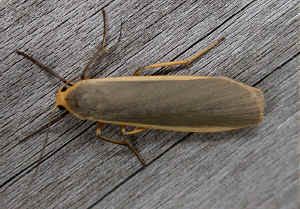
left=0, top=0, right=298, bottom=208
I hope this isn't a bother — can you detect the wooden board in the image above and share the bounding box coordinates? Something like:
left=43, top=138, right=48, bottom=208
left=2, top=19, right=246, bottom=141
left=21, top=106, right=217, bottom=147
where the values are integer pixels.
left=0, top=0, right=298, bottom=208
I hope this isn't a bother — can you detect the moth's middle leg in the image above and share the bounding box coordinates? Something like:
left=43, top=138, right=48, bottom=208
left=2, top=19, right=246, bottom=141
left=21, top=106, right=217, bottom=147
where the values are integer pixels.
left=96, top=122, right=146, bottom=166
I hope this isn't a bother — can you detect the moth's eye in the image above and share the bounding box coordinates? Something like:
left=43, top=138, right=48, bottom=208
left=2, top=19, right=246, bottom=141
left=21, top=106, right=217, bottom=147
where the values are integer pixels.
left=61, top=86, right=68, bottom=92
left=57, top=105, right=66, bottom=111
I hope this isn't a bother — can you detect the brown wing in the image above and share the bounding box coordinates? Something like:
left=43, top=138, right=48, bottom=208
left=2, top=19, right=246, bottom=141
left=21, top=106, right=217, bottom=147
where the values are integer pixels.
left=65, top=76, right=264, bottom=132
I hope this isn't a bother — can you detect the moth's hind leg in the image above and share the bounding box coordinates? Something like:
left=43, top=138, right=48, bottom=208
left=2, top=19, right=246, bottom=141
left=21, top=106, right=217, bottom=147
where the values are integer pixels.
left=96, top=123, right=146, bottom=166
left=134, top=37, right=225, bottom=76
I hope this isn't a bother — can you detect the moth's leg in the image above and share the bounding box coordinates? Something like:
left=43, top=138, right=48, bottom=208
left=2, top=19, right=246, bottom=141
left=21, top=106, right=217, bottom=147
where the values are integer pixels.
left=121, top=125, right=147, bottom=135
left=96, top=123, right=146, bottom=166
left=134, top=37, right=225, bottom=76
left=107, top=19, right=123, bottom=53
left=80, top=10, right=123, bottom=80
left=100, top=9, right=108, bottom=50
left=81, top=10, right=108, bottom=80
left=16, top=50, right=71, bottom=85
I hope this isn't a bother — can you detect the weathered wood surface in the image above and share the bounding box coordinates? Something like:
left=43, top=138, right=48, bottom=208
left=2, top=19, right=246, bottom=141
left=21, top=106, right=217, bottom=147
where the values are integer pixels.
left=0, top=0, right=298, bottom=208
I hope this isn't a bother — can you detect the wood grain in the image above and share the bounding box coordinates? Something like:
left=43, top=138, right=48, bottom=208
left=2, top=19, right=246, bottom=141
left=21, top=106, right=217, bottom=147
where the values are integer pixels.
left=0, top=0, right=298, bottom=208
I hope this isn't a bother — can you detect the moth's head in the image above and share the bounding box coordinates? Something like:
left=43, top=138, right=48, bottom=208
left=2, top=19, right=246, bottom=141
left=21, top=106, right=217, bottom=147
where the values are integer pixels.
left=56, top=84, right=70, bottom=111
